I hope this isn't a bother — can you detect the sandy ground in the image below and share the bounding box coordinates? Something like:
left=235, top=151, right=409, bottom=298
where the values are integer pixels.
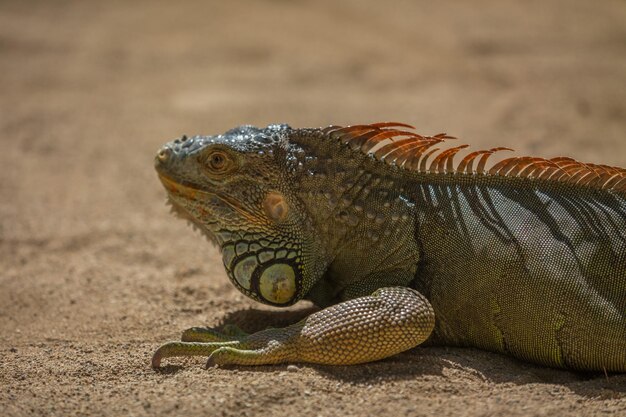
left=1, top=0, right=626, bottom=416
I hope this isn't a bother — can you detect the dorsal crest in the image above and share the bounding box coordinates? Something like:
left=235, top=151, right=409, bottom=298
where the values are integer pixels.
left=322, top=122, right=626, bottom=195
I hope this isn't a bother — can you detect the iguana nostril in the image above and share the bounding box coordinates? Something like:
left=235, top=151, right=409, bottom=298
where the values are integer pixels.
left=157, top=147, right=172, bottom=163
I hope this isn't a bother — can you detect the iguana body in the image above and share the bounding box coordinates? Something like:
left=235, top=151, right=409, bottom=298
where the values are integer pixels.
left=152, top=123, right=626, bottom=372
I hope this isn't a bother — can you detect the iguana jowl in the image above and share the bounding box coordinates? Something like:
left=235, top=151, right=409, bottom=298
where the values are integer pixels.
left=152, top=122, right=626, bottom=372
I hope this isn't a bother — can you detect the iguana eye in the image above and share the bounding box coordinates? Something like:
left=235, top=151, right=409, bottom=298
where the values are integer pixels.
left=209, top=152, right=226, bottom=170
left=202, top=150, right=234, bottom=174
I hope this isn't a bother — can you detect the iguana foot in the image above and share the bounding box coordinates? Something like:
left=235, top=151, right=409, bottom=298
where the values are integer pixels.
left=181, top=324, right=249, bottom=342
left=152, top=340, right=241, bottom=368
left=152, top=325, right=252, bottom=367
left=152, top=287, right=435, bottom=368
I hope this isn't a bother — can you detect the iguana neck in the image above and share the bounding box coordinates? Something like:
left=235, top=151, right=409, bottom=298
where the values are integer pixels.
left=288, top=129, right=421, bottom=301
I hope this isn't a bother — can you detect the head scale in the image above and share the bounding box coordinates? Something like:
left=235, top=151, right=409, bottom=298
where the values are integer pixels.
left=154, top=124, right=324, bottom=306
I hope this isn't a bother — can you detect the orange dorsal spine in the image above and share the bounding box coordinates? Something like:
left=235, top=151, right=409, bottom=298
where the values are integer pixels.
left=322, top=123, right=626, bottom=195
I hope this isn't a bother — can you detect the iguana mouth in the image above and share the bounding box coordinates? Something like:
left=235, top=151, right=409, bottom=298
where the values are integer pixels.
left=157, top=173, right=259, bottom=223
left=157, top=172, right=205, bottom=200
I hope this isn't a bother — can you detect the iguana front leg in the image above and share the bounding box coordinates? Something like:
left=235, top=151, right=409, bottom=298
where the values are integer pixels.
left=152, top=287, right=435, bottom=367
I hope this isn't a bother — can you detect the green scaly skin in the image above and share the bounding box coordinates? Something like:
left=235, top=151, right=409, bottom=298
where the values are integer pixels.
left=152, top=124, right=626, bottom=372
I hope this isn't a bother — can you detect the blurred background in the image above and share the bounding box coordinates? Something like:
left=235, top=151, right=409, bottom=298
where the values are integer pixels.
left=2, top=1, right=626, bottom=416
left=2, top=0, right=626, bottom=239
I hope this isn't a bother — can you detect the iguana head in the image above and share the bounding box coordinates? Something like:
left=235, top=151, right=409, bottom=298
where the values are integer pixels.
left=154, top=124, right=325, bottom=307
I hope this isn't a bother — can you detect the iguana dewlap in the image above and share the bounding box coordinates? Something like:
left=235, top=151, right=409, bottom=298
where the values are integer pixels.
left=152, top=123, right=626, bottom=372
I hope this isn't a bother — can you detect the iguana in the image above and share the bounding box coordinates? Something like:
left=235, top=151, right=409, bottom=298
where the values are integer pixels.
left=152, top=122, right=626, bottom=372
